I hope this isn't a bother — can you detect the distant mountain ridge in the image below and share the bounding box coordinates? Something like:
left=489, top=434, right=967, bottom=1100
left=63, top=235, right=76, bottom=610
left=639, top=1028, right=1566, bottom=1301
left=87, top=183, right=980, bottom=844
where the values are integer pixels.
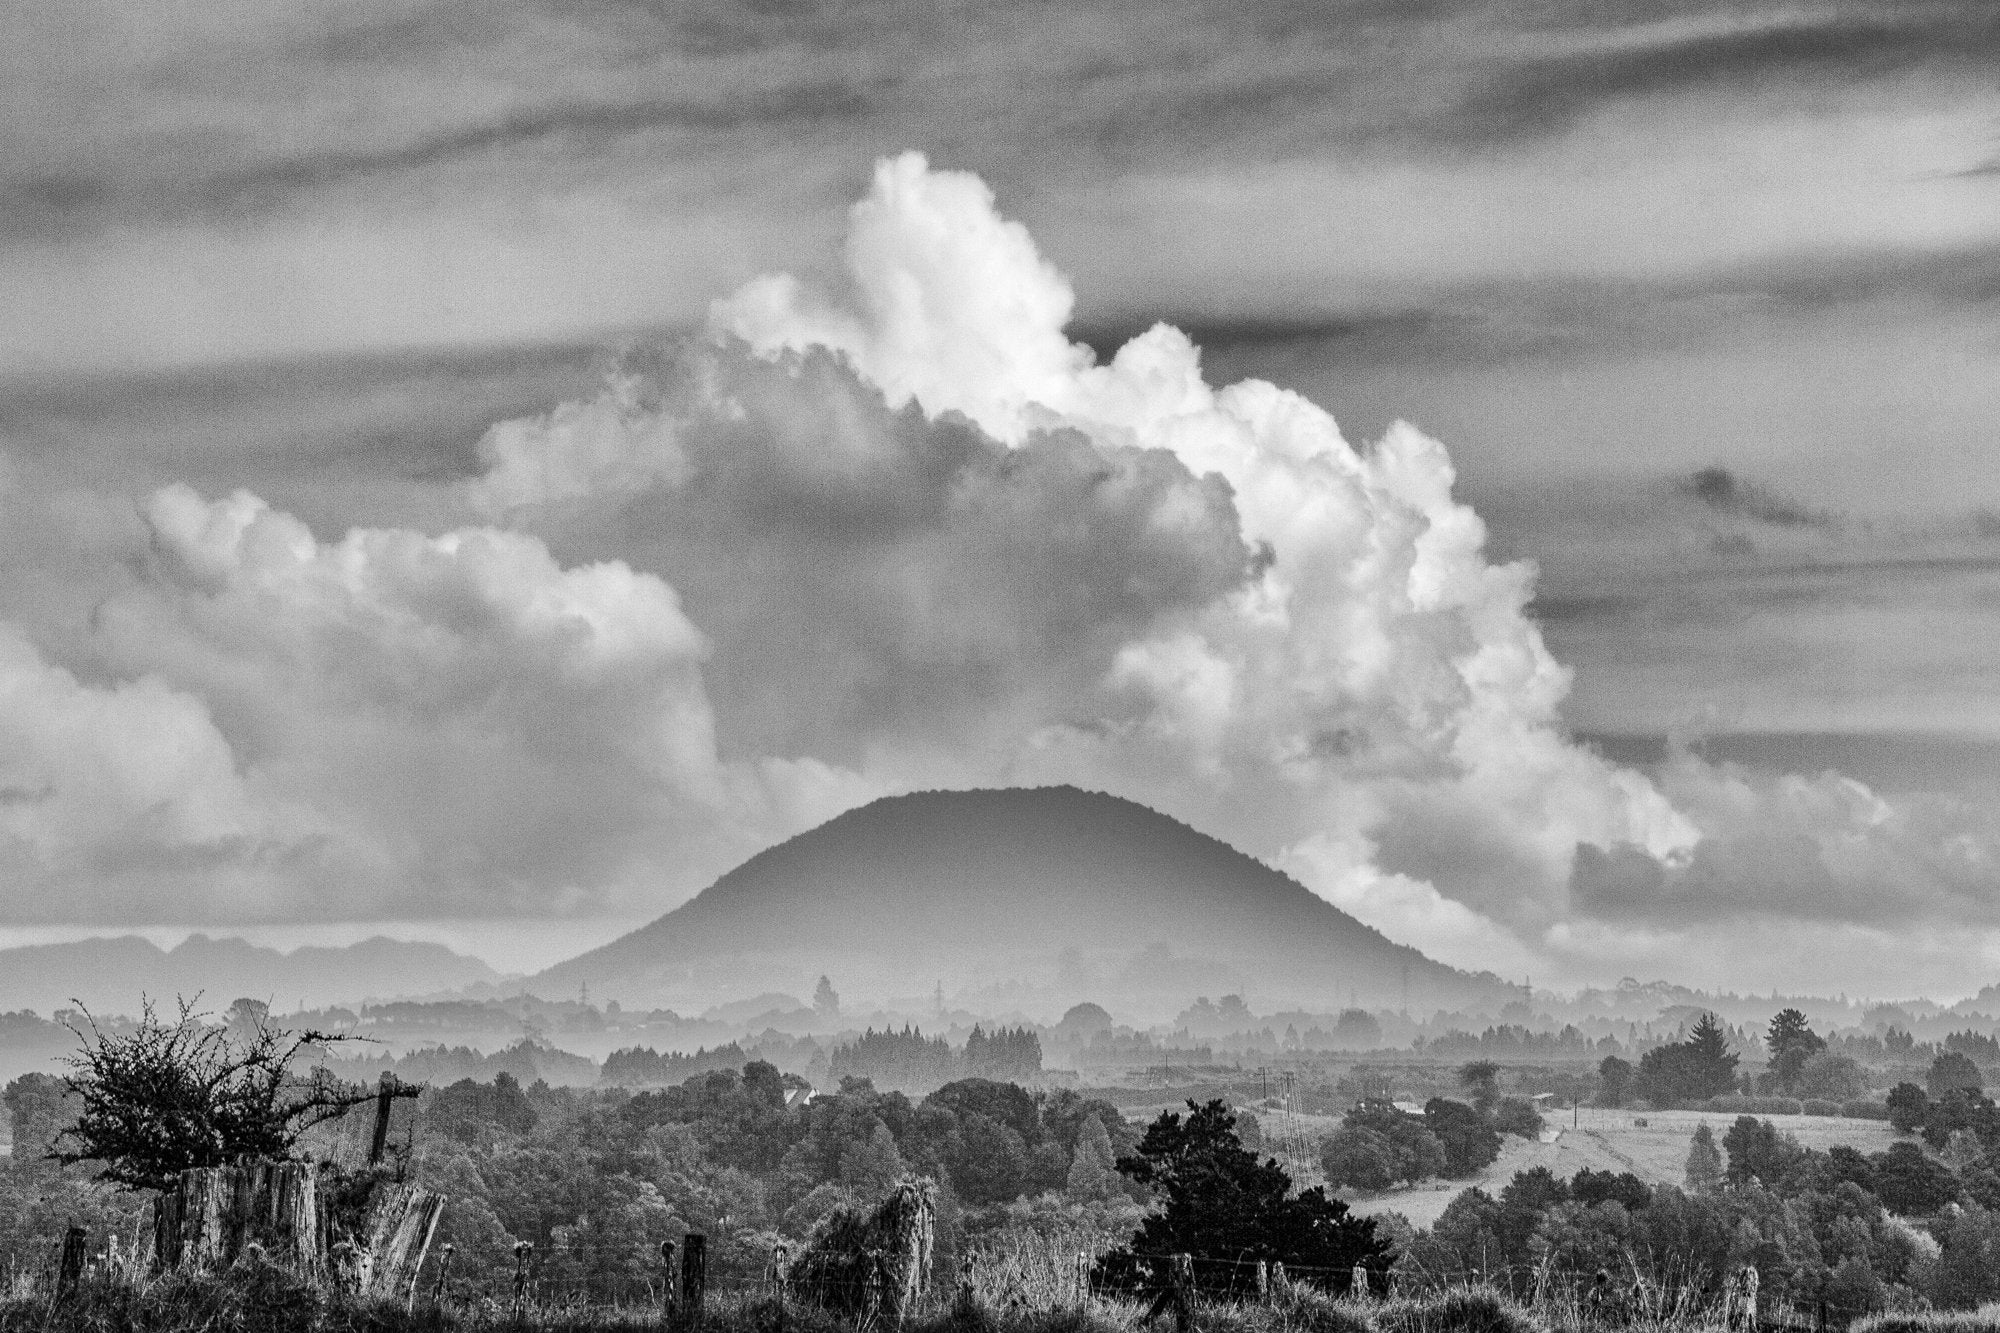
left=537, top=785, right=1514, bottom=1014
left=0, top=935, right=499, bottom=1016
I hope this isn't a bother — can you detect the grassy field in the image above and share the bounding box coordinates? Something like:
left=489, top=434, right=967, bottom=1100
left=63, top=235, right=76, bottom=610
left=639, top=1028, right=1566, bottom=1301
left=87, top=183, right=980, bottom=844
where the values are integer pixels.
left=1345, top=1105, right=1905, bottom=1228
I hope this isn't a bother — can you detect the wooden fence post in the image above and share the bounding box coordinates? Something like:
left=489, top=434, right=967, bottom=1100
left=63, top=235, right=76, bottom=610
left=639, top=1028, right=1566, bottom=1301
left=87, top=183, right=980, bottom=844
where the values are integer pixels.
left=55, top=1227, right=86, bottom=1301
left=773, top=1244, right=788, bottom=1333
left=681, top=1233, right=706, bottom=1325
left=1256, top=1260, right=1269, bottom=1301
left=1270, top=1261, right=1286, bottom=1294
left=659, top=1239, right=677, bottom=1324
left=368, top=1071, right=396, bottom=1166
left=1171, top=1253, right=1194, bottom=1333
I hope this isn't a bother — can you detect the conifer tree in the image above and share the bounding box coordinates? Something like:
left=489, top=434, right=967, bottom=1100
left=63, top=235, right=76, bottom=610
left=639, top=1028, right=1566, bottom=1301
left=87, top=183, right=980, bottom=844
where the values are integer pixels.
left=1684, top=1122, right=1723, bottom=1191
left=1066, top=1114, right=1122, bottom=1201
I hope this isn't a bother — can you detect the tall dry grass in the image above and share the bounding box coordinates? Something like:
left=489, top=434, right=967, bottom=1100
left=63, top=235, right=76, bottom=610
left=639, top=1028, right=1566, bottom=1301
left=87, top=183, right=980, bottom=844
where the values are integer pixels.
left=0, top=1248, right=1878, bottom=1333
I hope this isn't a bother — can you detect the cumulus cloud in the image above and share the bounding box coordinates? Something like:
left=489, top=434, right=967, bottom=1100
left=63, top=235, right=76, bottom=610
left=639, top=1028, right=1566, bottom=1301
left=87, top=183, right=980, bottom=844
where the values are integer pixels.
left=475, top=152, right=1705, bottom=955
left=1573, top=754, right=2000, bottom=928
left=0, top=618, right=283, bottom=918
left=5, top=148, right=2000, bottom=986
left=474, top=335, right=1254, bottom=765
left=0, top=480, right=880, bottom=923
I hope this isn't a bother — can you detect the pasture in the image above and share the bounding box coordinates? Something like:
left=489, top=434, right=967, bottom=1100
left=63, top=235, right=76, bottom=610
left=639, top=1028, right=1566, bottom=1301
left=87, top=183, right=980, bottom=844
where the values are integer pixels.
left=1342, top=1105, right=1905, bottom=1228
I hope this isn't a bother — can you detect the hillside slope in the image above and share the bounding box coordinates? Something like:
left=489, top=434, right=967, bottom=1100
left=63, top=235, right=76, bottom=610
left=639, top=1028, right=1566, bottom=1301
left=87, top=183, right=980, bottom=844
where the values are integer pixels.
left=0, top=934, right=499, bottom=1016
left=538, top=786, right=1511, bottom=1015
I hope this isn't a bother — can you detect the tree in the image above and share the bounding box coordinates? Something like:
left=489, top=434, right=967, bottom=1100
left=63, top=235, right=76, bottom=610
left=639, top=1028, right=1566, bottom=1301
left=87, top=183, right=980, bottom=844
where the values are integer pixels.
left=2, top=1072, right=79, bottom=1167
left=56, top=998, right=369, bottom=1191
left=1887, top=1082, right=1929, bottom=1133
left=1597, top=1055, right=1633, bottom=1107
left=1685, top=1012, right=1740, bottom=1093
left=947, top=1112, right=1029, bottom=1203
left=1326, top=1104, right=1446, bottom=1188
left=1097, top=1099, right=1391, bottom=1296
left=814, top=976, right=841, bottom=1017
left=1632, top=1013, right=1737, bottom=1105
left=425, top=1071, right=539, bottom=1148
left=1766, top=1008, right=1826, bottom=1094
left=1684, top=1123, right=1723, bottom=1191
left=1872, top=1141, right=1960, bottom=1216
left=1929, top=1051, right=1983, bottom=1100
left=1796, top=1052, right=1866, bottom=1101
left=1931, top=1203, right=2000, bottom=1309
left=1424, top=1098, right=1501, bottom=1176
left=1765, top=1008, right=1820, bottom=1059
left=1320, top=1128, right=1400, bottom=1192
left=1066, top=1114, right=1123, bottom=1202
left=1721, top=1115, right=1805, bottom=1188
left=1571, top=1168, right=1650, bottom=1211
left=1458, top=1061, right=1501, bottom=1115
left=838, top=1119, right=907, bottom=1194
left=1492, top=1097, right=1543, bottom=1139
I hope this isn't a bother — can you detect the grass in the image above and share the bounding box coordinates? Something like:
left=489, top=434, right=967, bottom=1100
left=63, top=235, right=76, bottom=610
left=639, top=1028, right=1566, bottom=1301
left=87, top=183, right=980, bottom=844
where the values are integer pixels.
left=1347, top=1108, right=1906, bottom=1229
left=6, top=1257, right=1935, bottom=1333
left=1852, top=1314, right=2000, bottom=1333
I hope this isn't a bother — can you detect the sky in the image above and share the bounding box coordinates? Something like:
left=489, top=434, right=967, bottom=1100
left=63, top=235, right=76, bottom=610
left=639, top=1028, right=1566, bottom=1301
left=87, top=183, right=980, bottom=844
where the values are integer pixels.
left=2, top=0, right=1999, bottom=996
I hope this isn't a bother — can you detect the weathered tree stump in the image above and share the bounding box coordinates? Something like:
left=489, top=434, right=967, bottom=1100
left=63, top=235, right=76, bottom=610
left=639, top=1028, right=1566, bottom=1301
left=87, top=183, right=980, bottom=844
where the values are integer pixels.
left=358, top=1181, right=446, bottom=1303
left=152, top=1160, right=328, bottom=1277
left=148, top=1158, right=443, bottom=1300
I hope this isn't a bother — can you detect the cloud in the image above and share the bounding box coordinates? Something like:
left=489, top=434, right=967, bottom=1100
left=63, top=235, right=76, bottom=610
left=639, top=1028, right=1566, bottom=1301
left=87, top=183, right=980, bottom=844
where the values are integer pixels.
left=498, top=152, right=2000, bottom=982
left=4, top=147, right=1999, bottom=993
left=472, top=337, right=1256, bottom=763
left=1453, top=6, right=2000, bottom=143
left=0, top=602, right=342, bottom=924
left=15, top=483, right=869, bottom=923
left=1, top=81, right=891, bottom=240
left=1571, top=752, right=2000, bottom=929
left=475, top=152, right=1703, bottom=947
left=1681, top=466, right=1835, bottom=530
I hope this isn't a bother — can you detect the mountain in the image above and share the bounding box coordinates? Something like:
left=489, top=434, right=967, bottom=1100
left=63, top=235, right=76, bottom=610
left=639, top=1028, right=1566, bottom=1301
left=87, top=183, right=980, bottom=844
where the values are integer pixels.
left=536, top=786, right=1515, bottom=1017
left=0, top=935, right=500, bottom=1016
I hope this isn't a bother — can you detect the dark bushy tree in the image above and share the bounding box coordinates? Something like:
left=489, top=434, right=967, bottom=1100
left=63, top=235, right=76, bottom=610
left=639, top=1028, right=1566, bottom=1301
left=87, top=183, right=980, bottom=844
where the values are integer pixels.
left=424, top=1071, right=539, bottom=1147
left=1722, top=1115, right=1807, bottom=1188
left=1684, top=1124, right=1723, bottom=1191
left=1887, top=1082, right=1929, bottom=1133
left=1929, top=1051, right=1984, bottom=1100
left=1872, top=1141, right=1960, bottom=1215
left=1458, top=1061, right=1501, bottom=1115
left=1324, top=1102, right=1447, bottom=1188
left=57, top=998, right=367, bottom=1191
left=1597, top=1055, right=1633, bottom=1106
left=1766, top=1008, right=1826, bottom=1094
left=1572, top=1167, right=1651, bottom=1211
left=1425, top=1097, right=1502, bottom=1176
left=1, top=1071, right=78, bottom=1166
left=1492, top=1097, right=1544, bottom=1139
left=1917, top=1087, right=2000, bottom=1152
left=1097, top=1099, right=1391, bottom=1296
left=1632, top=1013, right=1738, bottom=1105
